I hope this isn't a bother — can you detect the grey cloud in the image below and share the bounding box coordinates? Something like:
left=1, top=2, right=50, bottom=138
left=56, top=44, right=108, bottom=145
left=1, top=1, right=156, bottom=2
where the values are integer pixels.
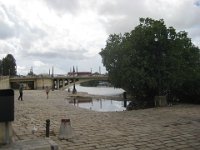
left=24, top=47, right=88, bottom=61
left=44, top=0, right=80, bottom=14
left=98, top=0, right=144, bottom=16
left=0, top=43, right=13, bottom=54
left=19, top=26, right=47, bottom=50
left=0, top=41, right=18, bottom=60
left=188, top=25, right=200, bottom=47
left=29, top=27, right=47, bottom=38
left=190, top=26, right=200, bottom=38
left=0, top=20, right=15, bottom=39
left=0, top=4, right=16, bottom=39
left=97, top=0, right=148, bottom=34
left=166, top=2, right=200, bottom=30
left=195, top=0, right=200, bottom=6
left=97, top=0, right=200, bottom=36
left=0, top=3, right=47, bottom=46
left=16, top=47, right=90, bottom=74
left=0, top=4, right=18, bottom=24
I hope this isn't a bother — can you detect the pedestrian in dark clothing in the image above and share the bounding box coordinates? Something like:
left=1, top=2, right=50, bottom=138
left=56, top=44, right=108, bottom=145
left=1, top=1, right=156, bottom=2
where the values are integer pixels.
left=18, top=84, right=23, bottom=101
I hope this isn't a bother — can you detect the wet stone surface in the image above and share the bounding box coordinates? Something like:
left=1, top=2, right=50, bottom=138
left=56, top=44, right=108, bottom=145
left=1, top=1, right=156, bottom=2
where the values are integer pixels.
left=5, top=90, right=200, bottom=149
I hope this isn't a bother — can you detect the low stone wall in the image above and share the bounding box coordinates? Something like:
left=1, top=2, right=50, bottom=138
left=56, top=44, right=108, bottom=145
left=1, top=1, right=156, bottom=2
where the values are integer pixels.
left=0, top=76, right=10, bottom=89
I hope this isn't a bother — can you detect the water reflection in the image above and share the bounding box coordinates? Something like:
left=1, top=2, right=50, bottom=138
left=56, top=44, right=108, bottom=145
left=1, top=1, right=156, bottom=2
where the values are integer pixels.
left=73, top=98, right=129, bottom=112
left=68, top=84, right=127, bottom=112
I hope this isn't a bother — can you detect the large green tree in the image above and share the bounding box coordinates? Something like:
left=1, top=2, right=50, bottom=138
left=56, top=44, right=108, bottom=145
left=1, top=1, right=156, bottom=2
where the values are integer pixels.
left=100, top=18, right=200, bottom=103
left=2, top=54, right=17, bottom=76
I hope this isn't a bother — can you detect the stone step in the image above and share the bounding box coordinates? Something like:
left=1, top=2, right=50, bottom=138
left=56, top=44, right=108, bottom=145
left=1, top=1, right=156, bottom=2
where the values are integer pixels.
left=0, top=138, right=59, bottom=150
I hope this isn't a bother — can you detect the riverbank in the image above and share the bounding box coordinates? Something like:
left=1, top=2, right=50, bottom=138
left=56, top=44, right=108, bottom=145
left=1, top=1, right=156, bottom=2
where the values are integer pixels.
left=4, top=90, right=200, bottom=149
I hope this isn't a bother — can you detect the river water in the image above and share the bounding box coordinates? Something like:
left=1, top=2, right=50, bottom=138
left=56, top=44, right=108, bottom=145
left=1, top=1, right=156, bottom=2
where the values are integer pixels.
left=69, top=85, right=128, bottom=112
left=74, top=85, right=124, bottom=96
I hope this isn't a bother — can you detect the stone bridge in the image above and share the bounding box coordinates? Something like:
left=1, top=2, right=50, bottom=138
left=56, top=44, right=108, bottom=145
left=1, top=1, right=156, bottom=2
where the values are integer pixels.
left=51, top=75, right=109, bottom=90
left=6, top=75, right=108, bottom=90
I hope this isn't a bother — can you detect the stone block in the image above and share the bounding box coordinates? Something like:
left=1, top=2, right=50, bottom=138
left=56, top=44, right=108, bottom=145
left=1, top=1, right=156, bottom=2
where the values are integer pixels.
left=0, top=122, right=13, bottom=145
left=154, top=96, right=167, bottom=107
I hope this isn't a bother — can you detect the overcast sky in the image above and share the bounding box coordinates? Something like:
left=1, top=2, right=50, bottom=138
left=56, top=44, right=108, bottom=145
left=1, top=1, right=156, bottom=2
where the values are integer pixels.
left=0, top=0, right=199, bottom=75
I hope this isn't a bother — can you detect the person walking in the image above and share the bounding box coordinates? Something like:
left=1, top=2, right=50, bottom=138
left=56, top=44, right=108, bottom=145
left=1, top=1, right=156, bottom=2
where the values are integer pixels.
left=18, top=84, right=23, bottom=101
left=45, top=86, right=50, bottom=99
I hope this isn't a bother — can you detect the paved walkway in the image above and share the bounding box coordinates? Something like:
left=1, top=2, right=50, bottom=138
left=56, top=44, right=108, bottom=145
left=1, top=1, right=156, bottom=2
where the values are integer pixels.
left=2, top=90, right=200, bottom=149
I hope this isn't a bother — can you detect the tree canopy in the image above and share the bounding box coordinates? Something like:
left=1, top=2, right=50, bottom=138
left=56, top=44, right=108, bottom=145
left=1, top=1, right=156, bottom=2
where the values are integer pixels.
left=100, top=18, right=200, bottom=103
left=0, top=54, right=17, bottom=76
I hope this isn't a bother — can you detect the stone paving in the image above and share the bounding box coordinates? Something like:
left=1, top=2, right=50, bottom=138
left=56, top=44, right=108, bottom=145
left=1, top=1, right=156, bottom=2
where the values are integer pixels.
left=2, top=90, right=200, bottom=149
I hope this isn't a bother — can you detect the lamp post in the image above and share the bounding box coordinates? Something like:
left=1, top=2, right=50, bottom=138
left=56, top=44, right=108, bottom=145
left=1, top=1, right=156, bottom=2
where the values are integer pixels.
left=1, top=64, right=3, bottom=76
left=72, top=81, right=76, bottom=94
left=72, top=66, right=76, bottom=94
left=154, top=35, right=161, bottom=96
left=42, top=75, right=44, bottom=89
left=15, top=65, right=17, bottom=76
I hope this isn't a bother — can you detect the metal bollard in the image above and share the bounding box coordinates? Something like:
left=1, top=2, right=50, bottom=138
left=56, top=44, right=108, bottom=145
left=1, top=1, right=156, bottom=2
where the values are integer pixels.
left=46, top=119, right=50, bottom=137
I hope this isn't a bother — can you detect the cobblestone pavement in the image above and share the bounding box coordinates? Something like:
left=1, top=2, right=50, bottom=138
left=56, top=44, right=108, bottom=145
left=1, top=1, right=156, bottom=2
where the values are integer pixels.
left=10, top=90, right=200, bottom=149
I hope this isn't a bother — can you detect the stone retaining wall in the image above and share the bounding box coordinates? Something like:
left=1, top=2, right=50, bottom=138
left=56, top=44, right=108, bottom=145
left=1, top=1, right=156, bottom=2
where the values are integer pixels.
left=0, top=76, right=10, bottom=89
